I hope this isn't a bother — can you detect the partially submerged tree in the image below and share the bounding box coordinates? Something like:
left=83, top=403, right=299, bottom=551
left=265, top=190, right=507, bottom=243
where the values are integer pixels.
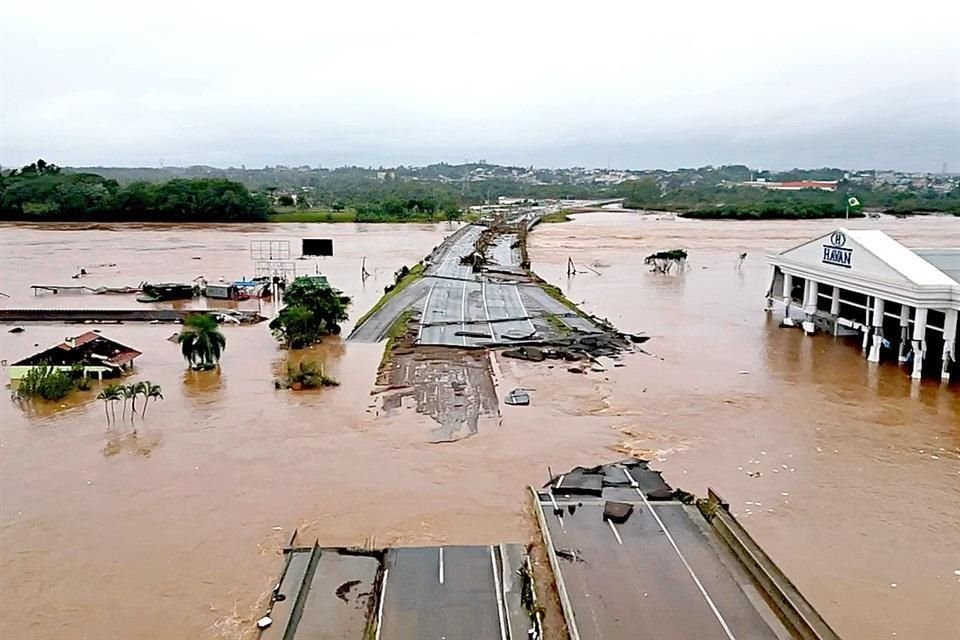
left=178, top=314, right=226, bottom=370
left=275, top=360, right=339, bottom=390
left=644, top=249, right=688, bottom=274
left=270, top=276, right=350, bottom=348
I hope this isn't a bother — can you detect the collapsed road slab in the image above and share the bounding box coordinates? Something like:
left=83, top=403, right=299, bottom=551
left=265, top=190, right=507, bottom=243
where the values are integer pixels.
left=534, top=459, right=840, bottom=640
left=258, top=539, right=537, bottom=640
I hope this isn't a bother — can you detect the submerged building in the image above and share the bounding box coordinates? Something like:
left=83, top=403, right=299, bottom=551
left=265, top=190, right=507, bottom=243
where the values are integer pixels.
left=8, top=331, right=141, bottom=381
left=766, top=228, right=960, bottom=382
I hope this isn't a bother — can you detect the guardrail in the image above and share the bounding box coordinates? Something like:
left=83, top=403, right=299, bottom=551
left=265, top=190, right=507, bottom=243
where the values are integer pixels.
left=528, top=486, right=580, bottom=640
left=699, top=489, right=841, bottom=640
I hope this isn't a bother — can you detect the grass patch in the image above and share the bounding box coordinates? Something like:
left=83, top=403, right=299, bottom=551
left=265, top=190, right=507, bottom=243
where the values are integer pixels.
left=540, top=209, right=573, bottom=224
left=538, top=281, right=588, bottom=318
left=353, top=263, right=425, bottom=331
left=268, top=208, right=357, bottom=223
left=544, top=313, right=573, bottom=336
left=379, top=309, right=414, bottom=371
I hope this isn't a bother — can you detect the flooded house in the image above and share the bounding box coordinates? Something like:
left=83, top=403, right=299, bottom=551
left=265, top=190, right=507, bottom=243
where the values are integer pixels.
left=8, top=332, right=141, bottom=381
left=767, top=228, right=960, bottom=381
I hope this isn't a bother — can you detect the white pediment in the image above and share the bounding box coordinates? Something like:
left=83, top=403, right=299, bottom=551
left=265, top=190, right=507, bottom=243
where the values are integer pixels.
left=778, top=229, right=908, bottom=284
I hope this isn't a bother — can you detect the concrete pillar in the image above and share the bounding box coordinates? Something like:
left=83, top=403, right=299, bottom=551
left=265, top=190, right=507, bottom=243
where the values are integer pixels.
left=861, top=296, right=872, bottom=352
left=911, top=307, right=928, bottom=380
left=868, top=298, right=885, bottom=362
left=781, top=273, right=794, bottom=326
left=830, top=287, right=841, bottom=336
left=764, top=267, right=777, bottom=311
left=942, top=309, right=958, bottom=382
left=802, top=280, right=818, bottom=334
left=898, top=305, right=911, bottom=362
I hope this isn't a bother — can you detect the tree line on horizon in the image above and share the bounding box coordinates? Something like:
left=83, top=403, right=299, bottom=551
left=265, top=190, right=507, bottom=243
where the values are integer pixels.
left=2, top=159, right=956, bottom=221
left=0, top=160, right=271, bottom=222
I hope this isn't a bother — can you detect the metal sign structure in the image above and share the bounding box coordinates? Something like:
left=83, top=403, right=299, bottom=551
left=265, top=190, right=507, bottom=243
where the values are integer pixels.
left=254, top=261, right=297, bottom=281
left=250, top=240, right=291, bottom=261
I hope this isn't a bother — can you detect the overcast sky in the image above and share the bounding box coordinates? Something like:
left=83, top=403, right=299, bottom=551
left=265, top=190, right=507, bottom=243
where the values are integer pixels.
left=2, top=1, right=958, bottom=172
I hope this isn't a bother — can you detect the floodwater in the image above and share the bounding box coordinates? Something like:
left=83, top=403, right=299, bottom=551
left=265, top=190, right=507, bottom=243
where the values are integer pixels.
left=0, top=216, right=958, bottom=639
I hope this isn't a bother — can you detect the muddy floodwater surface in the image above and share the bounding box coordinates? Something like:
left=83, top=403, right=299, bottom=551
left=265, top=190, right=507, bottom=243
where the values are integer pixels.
left=1, top=216, right=958, bottom=640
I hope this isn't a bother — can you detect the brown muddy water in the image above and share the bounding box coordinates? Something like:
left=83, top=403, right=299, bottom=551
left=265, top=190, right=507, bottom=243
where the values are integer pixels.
left=1, top=217, right=958, bottom=640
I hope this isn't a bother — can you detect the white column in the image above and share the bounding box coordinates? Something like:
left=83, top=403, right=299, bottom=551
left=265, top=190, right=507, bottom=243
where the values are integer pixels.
left=942, top=309, right=958, bottom=382
left=802, top=280, right=819, bottom=334
left=868, top=297, right=885, bottom=362
left=830, top=287, right=841, bottom=336
left=782, top=273, right=794, bottom=326
left=765, top=267, right=777, bottom=311
left=911, top=307, right=928, bottom=380
left=898, top=305, right=911, bottom=362
left=861, top=296, right=872, bottom=351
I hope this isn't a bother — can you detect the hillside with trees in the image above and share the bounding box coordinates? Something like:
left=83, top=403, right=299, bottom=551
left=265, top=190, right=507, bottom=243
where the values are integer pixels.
left=0, top=160, right=270, bottom=222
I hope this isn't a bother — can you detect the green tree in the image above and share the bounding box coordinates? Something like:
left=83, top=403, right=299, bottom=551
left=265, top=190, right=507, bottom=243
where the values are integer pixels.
left=97, top=384, right=123, bottom=423
left=141, top=383, right=164, bottom=417
left=270, top=277, right=350, bottom=348
left=177, top=314, right=227, bottom=370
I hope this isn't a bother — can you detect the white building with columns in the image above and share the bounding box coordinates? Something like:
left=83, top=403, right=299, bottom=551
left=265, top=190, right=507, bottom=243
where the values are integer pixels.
left=766, top=228, right=960, bottom=382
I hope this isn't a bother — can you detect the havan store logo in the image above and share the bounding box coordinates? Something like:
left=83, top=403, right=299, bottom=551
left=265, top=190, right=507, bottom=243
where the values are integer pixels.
left=822, top=231, right=852, bottom=268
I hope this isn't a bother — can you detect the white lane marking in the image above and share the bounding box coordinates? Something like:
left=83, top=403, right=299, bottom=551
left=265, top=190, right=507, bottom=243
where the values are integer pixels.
left=417, top=280, right=437, bottom=344
left=481, top=280, right=496, bottom=342
left=460, top=278, right=468, bottom=347
left=513, top=284, right=537, bottom=334
left=623, top=468, right=737, bottom=640
left=439, top=547, right=444, bottom=584
left=607, top=519, right=623, bottom=545
left=490, top=546, right=508, bottom=640
left=374, top=567, right=388, bottom=640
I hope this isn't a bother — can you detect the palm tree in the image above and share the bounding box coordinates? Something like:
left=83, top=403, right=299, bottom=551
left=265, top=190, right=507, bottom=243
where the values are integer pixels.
left=177, top=314, right=226, bottom=370
left=96, top=388, right=112, bottom=423
left=119, top=384, right=132, bottom=419
left=127, top=382, right=145, bottom=417
left=141, top=383, right=163, bottom=417
left=98, top=384, right=123, bottom=423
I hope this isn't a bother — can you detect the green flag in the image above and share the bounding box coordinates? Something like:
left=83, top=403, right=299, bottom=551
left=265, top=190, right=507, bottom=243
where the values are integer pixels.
left=847, top=196, right=861, bottom=207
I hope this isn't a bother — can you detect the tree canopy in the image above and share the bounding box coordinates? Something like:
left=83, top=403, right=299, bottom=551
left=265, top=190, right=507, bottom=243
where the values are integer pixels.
left=270, top=277, right=351, bottom=348
left=1, top=160, right=270, bottom=221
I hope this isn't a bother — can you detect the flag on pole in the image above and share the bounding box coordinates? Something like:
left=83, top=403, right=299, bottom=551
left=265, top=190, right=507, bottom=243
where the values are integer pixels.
left=847, top=196, right=861, bottom=207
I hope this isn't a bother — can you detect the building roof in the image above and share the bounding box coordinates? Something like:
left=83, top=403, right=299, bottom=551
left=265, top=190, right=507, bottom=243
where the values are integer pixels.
left=844, top=229, right=957, bottom=287
left=768, top=227, right=960, bottom=309
left=13, top=332, right=142, bottom=368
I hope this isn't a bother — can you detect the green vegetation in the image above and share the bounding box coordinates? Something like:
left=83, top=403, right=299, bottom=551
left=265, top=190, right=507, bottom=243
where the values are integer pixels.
left=178, top=315, right=227, bottom=370
left=270, top=276, right=351, bottom=348
left=1, top=159, right=269, bottom=221
left=97, top=384, right=122, bottom=422
left=645, top=249, right=688, bottom=274
left=380, top=309, right=414, bottom=371
left=16, top=364, right=76, bottom=401
left=275, top=360, right=339, bottom=390
left=619, top=175, right=959, bottom=218
left=540, top=210, right=573, bottom=223
left=354, top=263, right=425, bottom=331
left=268, top=208, right=358, bottom=223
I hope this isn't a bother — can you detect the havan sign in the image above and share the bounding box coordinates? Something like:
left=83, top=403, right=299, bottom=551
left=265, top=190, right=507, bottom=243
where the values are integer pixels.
left=822, top=231, right=852, bottom=268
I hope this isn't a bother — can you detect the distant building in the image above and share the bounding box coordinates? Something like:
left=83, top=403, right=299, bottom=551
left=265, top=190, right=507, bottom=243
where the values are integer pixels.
left=9, top=332, right=141, bottom=381
left=743, top=180, right=839, bottom=192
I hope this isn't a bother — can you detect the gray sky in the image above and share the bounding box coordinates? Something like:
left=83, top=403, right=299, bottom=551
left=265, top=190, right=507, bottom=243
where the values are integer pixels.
left=2, top=0, right=958, bottom=172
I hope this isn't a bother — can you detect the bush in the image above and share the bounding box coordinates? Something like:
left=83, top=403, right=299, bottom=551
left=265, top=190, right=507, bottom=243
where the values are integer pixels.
left=17, top=364, right=77, bottom=401
left=275, top=360, right=339, bottom=390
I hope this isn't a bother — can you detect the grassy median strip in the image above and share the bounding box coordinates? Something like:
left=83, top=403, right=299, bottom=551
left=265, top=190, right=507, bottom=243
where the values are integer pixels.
left=353, top=262, right=425, bottom=332
left=379, top=308, right=414, bottom=371
left=540, top=209, right=573, bottom=223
